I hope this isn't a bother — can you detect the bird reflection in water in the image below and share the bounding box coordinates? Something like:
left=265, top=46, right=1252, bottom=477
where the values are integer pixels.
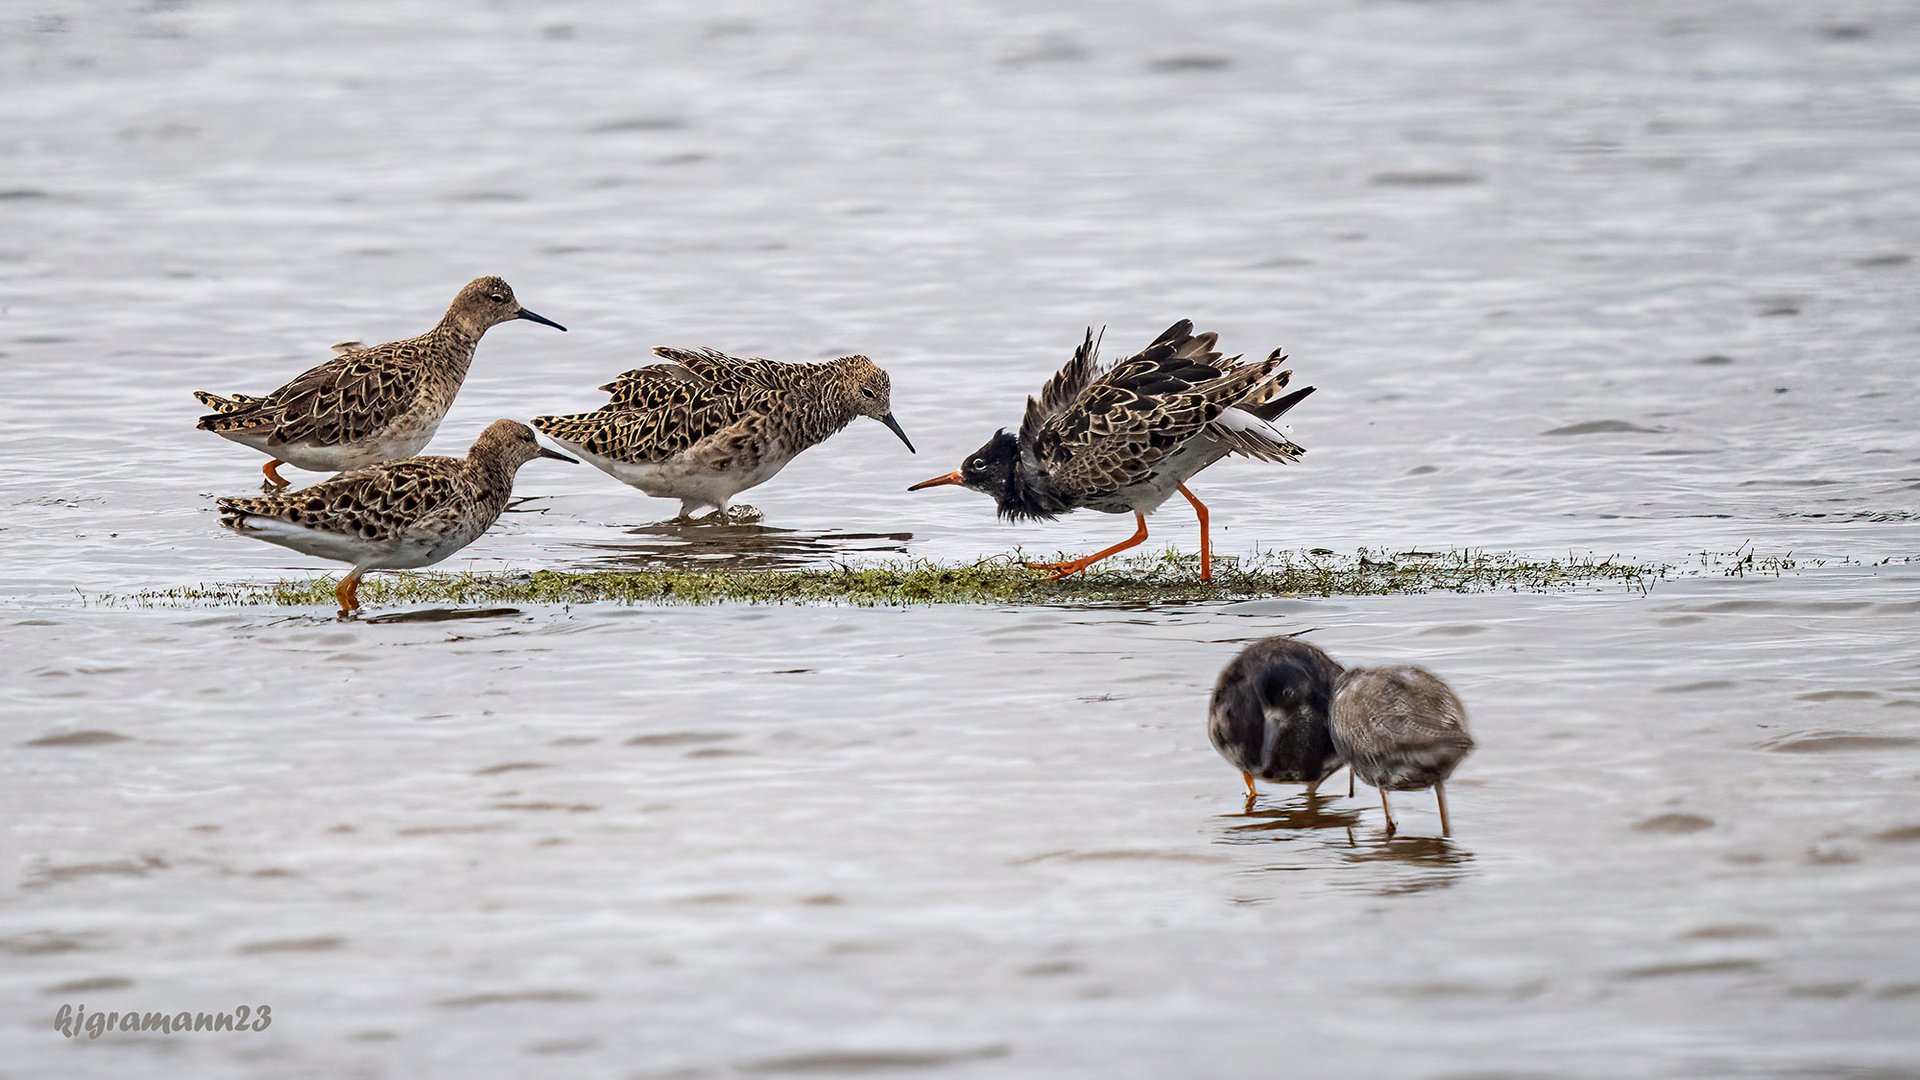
left=1338, top=834, right=1475, bottom=895
left=1221, top=792, right=1366, bottom=836
left=574, top=521, right=914, bottom=573
left=363, top=606, right=523, bottom=625
left=1216, top=793, right=1475, bottom=896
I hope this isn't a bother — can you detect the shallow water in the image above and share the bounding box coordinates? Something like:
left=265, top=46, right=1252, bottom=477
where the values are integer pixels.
left=4, top=1, right=1920, bottom=1076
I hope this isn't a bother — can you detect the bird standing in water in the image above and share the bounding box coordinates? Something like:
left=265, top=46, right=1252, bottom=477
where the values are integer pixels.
left=533, top=348, right=913, bottom=522
left=909, top=321, right=1312, bottom=581
left=196, top=276, right=566, bottom=488
left=1206, top=636, right=1346, bottom=805
left=1331, top=665, right=1475, bottom=836
left=215, top=419, right=576, bottom=618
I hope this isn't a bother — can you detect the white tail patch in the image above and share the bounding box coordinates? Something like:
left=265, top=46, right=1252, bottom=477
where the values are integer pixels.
left=1215, top=407, right=1294, bottom=445
left=229, top=515, right=381, bottom=565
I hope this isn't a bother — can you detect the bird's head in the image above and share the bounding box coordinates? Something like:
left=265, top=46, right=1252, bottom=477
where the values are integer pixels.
left=840, top=355, right=913, bottom=452
left=447, top=276, right=567, bottom=336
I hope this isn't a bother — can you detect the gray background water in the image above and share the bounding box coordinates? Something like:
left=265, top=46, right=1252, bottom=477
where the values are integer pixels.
left=3, top=1, right=1919, bottom=1077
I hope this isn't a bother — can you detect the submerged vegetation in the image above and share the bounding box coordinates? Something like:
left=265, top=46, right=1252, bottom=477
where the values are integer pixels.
left=121, top=548, right=1679, bottom=610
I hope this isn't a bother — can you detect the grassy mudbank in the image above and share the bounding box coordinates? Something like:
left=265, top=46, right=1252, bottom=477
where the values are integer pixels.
left=128, top=548, right=1676, bottom=609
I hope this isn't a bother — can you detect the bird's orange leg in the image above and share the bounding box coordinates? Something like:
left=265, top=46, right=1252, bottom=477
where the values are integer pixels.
left=262, top=459, right=291, bottom=489
left=1177, top=483, right=1211, bottom=581
left=1241, top=771, right=1257, bottom=799
left=1026, top=513, right=1150, bottom=579
left=335, top=572, right=363, bottom=620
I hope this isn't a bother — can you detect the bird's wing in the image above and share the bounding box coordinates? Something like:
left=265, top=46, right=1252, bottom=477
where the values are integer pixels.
left=1017, top=327, right=1106, bottom=451
left=195, top=340, right=427, bottom=448
left=535, top=367, right=773, bottom=464
left=1335, top=668, right=1474, bottom=759
left=596, top=361, right=710, bottom=409
left=1035, top=321, right=1284, bottom=496
left=217, top=457, right=467, bottom=541
left=650, top=347, right=783, bottom=393
left=192, top=390, right=269, bottom=414
left=1200, top=350, right=1314, bottom=463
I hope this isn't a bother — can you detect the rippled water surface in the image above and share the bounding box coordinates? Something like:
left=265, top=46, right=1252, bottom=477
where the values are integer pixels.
left=4, top=1, right=1919, bottom=1076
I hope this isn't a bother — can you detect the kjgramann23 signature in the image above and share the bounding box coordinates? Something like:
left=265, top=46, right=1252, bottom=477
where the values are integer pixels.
left=54, top=1003, right=272, bottom=1038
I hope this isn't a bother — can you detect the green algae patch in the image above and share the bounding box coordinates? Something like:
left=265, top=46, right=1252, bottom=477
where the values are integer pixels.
left=120, top=548, right=1676, bottom=610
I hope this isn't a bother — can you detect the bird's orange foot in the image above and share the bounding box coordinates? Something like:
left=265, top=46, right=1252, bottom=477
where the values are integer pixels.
left=1025, top=559, right=1094, bottom=580
left=334, top=575, right=362, bottom=621
left=261, top=459, right=291, bottom=491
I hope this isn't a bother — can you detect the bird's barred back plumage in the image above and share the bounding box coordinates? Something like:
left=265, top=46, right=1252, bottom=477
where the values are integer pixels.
left=533, top=352, right=883, bottom=467
left=196, top=332, right=462, bottom=447
left=1022, top=320, right=1305, bottom=504
left=218, top=457, right=481, bottom=543
left=215, top=419, right=559, bottom=562
left=1331, top=665, right=1475, bottom=791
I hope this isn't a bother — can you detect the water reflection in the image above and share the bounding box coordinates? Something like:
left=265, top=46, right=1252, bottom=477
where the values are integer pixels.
left=1220, top=794, right=1367, bottom=835
left=567, top=523, right=914, bottom=572
left=362, top=607, right=525, bottom=624
left=1215, top=794, right=1476, bottom=896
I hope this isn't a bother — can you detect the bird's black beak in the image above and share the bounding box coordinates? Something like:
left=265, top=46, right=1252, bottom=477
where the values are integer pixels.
left=538, top=446, right=578, bottom=463
left=516, top=308, right=567, bottom=332
left=879, top=413, right=915, bottom=454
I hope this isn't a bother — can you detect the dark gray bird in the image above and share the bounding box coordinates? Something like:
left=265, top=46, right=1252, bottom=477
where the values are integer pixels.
left=1331, top=666, right=1475, bottom=836
left=1206, top=637, right=1345, bottom=804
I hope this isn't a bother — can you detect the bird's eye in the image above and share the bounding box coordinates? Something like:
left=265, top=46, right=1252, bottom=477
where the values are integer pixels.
left=968, top=456, right=987, bottom=471
left=860, top=388, right=876, bottom=399
left=488, top=293, right=506, bottom=303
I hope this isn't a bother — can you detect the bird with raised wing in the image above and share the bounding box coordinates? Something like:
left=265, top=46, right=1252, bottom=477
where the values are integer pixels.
left=196, top=276, right=566, bottom=488
left=909, top=320, right=1312, bottom=581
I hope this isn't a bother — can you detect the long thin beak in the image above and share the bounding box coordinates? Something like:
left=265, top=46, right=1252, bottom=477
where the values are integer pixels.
left=516, top=308, right=567, bottom=331
left=538, top=446, right=579, bottom=463
left=908, top=470, right=964, bottom=492
left=878, top=413, right=915, bottom=454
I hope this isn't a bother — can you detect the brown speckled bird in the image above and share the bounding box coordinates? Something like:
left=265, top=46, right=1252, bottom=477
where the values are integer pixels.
left=532, top=348, right=913, bottom=521
left=195, top=277, right=565, bottom=488
left=1331, top=665, right=1475, bottom=836
left=909, top=320, right=1312, bottom=581
left=216, top=419, right=576, bottom=618
left=1207, top=636, right=1346, bottom=805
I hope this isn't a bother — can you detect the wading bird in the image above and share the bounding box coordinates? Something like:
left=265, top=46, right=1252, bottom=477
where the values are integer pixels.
left=216, top=419, right=575, bottom=618
left=1331, top=665, right=1475, bottom=836
left=1207, top=636, right=1347, bottom=805
left=534, top=349, right=913, bottom=522
left=196, top=277, right=565, bottom=488
left=909, top=321, right=1311, bottom=581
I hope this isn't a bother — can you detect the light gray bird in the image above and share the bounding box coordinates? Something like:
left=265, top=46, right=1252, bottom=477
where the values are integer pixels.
left=1330, top=666, right=1475, bottom=836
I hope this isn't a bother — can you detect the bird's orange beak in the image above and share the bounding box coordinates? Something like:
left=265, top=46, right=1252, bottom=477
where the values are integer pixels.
left=908, top=471, right=964, bottom=492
